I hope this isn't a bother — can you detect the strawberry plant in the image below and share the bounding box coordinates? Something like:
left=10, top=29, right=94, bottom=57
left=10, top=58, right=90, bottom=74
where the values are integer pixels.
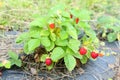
left=16, top=4, right=101, bottom=71
left=8, top=51, right=22, bottom=67
left=96, top=15, right=120, bottom=42
left=0, top=51, right=22, bottom=68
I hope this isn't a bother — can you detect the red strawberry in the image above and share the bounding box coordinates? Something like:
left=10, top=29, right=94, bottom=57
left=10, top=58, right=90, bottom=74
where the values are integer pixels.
left=70, top=14, right=73, bottom=18
left=79, top=47, right=87, bottom=55
left=91, top=52, right=98, bottom=59
left=45, top=58, right=52, bottom=66
left=49, top=23, right=55, bottom=29
left=75, top=18, right=79, bottom=24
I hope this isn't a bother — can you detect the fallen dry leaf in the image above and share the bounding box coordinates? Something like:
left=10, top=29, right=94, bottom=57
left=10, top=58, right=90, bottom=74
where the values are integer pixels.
left=0, top=71, right=2, bottom=76
left=0, top=25, right=6, bottom=30
left=108, top=64, right=115, bottom=69
left=30, top=68, right=37, bottom=75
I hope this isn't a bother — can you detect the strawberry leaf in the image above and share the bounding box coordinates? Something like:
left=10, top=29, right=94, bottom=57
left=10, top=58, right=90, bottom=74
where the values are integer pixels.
left=14, top=59, right=22, bottom=67
left=66, top=23, right=78, bottom=39
left=81, top=56, right=88, bottom=64
left=68, top=39, right=80, bottom=53
left=55, top=38, right=68, bottom=46
left=46, top=63, right=54, bottom=70
left=16, top=32, right=29, bottom=43
left=28, top=39, right=40, bottom=52
left=66, top=48, right=82, bottom=59
left=41, top=37, right=51, bottom=47
left=40, top=30, right=50, bottom=36
left=29, top=31, right=41, bottom=39
left=23, top=43, right=29, bottom=54
left=46, top=41, right=55, bottom=51
left=8, top=51, right=18, bottom=60
left=50, top=33, right=56, bottom=41
left=107, top=32, right=117, bottom=42
left=60, top=30, right=68, bottom=40
left=51, top=47, right=65, bottom=62
left=40, top=54, right=49, bottom=62
left=64, top=54, right=76, bottom=71
left=30, top=18, right=47, bottom=28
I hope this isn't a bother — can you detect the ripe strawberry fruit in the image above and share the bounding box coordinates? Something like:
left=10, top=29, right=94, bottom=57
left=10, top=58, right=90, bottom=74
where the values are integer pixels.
left=75, top=18, right=79, bottom=24
left=70, top=14, right=73, bottom=18
left=45, top=58, right=52, bottom=66
left=91, top=52, right=98, bottom=59
left=79, top=47, right=87, bottom=55
left=49, top=23, right=55, bottom=29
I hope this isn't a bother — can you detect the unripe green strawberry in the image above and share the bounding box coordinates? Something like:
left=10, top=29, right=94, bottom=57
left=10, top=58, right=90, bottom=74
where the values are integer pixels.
left=49, top=23, right=55, bottom=29
left=91, top=52, right=98, bottom=59
left=45, top=58, right=52, bottom=66
left=79, top=47, right=87, bottom=55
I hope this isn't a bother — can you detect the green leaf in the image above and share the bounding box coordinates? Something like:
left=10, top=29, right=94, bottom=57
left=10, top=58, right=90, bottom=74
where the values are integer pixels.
left=97, top=15, right=115, bottom=24
left=4, top=61, right=11, bottom=69
left=68, top=39, right=80, bottom=53
left=85, top=28, right=96, bottom=40
left=9, top=58, right=22, bottom=67
left=107, top=33, right=117, bottom=42
left=14, top=59, right=22, bottom=67
left=66, top=23, right=78, bottom=39
left=62, top=11, right=70, bottom=18
left=60, top=31, right=68, bottom=40
left=86, top=51, right=91, bottom=58
left=41, top=37, right=51, bottom=47
left=8, top=51, right=18, bottom=60
left=46, top=41, right=55, bottom=51
left=70, top=9, right=91, bottom=20
left=66, top=48, right=82, bottom=59
left=79, top=22, right=96, bottom=40
left=73, top=52, right=83, bottom=59
left=29, top=31, right=40, bottom=39
left=9, top=59, right=15, bottom=65
left=40, top=30, right=50, bottom=36
left=51, top=47, right=65, bottom=62
left=50, top=33, right=56, bottom=41
left=0, top=62, right=3, bottom=67
left=78, top=9, right=91, bottom=20
left=80, top=56, right=88, bottom=64
left=40, top=54, right=49, bottom=62
left=23, top=43, right=29, bottom=54
left=28, top=39, right=40, bottom=52
left=16, top=32, right=29, bottom=43
left=46, top=63, right=54, bottom=70
left=48, top=3, right=65, bottom=16
left=55, top=38, right=68, bottom=46
left=64, top=55, right=76, bottom=71
left=30, top=18, right=47, bottom=28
